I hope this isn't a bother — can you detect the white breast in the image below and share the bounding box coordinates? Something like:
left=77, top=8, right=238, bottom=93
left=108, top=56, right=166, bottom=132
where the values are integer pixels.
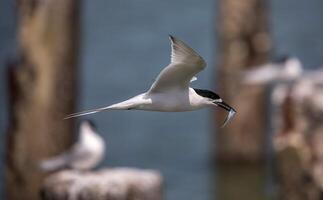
left=139, top=88, right=208, bottom=112
left=70, top=128, right=105, bottom=170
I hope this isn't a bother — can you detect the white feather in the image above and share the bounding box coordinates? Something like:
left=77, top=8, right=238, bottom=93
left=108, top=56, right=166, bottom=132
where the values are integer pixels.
left=40, top=121, right=105, bottom=171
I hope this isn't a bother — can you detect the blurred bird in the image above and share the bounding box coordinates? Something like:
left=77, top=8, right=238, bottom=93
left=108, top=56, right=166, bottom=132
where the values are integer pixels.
left=243, top=56, right=303, bottom=84
left=65, top=35, right=236, bottom=127
left=243, top=55, right=323, bottom=85
left=243, top=55, right=323, bottom=106
left=40, top=120, right=105, bottom=171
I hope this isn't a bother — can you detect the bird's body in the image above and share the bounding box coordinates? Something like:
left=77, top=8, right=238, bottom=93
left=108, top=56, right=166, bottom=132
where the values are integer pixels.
left=40, top=120, right=105, bottom=171
left=116, top=88, right=210, bottom=112
left=65, top=35, right=236, bottom=126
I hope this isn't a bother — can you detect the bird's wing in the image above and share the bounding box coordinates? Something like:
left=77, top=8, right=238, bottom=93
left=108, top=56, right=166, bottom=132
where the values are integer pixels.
left=304, top=68, right=323, bottom=83
left=39, top=152, right=70, bottom=172
left=148, top=35, right=206, bottom=94
left=242, top=64, right=281, bottom=85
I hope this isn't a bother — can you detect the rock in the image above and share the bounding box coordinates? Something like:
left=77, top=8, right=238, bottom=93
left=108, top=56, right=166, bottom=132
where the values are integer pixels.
left=40, top=168, right=163, bottom=200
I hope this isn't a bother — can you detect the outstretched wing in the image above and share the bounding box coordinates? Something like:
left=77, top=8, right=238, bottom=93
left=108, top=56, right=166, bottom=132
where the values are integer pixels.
left=148, top=35, right=206, bottom=94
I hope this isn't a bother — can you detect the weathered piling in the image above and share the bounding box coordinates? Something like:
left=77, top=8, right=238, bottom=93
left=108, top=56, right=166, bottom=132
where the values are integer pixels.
left=215, top=0, right=272, bottom=163
left=5, top=0, right=80, bottom=199
left=215, top=0, right=271, bottom=199
left=273, top=78, right=323, bottom=200
left=40, top=168, right=163, bottom=200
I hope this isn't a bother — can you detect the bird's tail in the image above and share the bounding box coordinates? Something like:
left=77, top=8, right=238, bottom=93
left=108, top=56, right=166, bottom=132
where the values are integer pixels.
left=39, top=154, right=68, bottom=172
left=64, top=99, right=138, bottom=119
left=64, top=106, right=111, bottom=119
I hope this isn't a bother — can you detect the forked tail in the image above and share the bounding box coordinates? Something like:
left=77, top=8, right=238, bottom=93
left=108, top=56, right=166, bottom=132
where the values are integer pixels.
left=64, top=100, right=137, bottom=119
left=64, top=106, right=110, bottom=119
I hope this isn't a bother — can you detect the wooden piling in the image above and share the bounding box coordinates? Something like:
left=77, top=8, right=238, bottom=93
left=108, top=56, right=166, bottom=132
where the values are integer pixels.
left=215, top=0, right=271, bottom=163
left=5, top=0, right=80, bottom=199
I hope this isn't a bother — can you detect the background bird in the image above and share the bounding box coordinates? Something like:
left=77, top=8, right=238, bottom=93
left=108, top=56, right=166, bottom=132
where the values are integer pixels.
left=242, top=56, right=323, bottom=130
left=243, top=55, right=303, bottom=85
left=39, top=120, right=105, bottom=172
left=65, top=35, right=236, bottom=126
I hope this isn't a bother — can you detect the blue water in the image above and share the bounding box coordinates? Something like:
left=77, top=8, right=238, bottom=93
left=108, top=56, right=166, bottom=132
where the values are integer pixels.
left=1, top=0, right=323, bottom=199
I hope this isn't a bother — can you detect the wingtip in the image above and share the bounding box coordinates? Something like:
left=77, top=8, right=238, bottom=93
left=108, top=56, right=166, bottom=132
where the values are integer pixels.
left=168, top=34, right=175, bottom=42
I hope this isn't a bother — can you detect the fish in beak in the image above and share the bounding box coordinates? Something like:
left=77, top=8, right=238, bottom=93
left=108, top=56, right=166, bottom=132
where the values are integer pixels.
left=214, top=101, right=236, bottom=127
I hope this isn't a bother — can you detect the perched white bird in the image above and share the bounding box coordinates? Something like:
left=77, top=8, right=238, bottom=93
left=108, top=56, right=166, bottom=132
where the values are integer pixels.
left=40, top=120, right=105, bottom=171
left=243, top=56, right=303, bottom=85
left=65, top=35, right=236, bottom=126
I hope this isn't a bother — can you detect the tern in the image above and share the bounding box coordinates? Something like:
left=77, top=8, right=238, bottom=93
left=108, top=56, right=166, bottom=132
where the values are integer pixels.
left=243, top=56, right=303, bottom=85
left=243, top=56, right=323, bottom=105
left=243, top=55, right=323, bottom=85
left=40, top=120, right=105, bottom=171
left=65, top=35, right=236, bottom=126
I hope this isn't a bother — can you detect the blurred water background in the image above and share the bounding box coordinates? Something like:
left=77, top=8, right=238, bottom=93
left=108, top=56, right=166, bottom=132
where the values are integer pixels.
left=1, top=0, right=323, bottom=199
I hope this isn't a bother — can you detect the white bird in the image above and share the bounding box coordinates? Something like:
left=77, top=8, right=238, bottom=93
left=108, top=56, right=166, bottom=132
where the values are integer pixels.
left=65, top=35, right=236, bottom=127
left=243, top=56, right=303, bottom=85
left=243, top=55, right=323, bottom=85
left=40, top=120, right=105, bottom=171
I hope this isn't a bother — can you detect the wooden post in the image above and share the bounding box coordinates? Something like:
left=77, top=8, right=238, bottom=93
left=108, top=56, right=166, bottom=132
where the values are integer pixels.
left=215, top=0, right=271, bottom=199
left=273, top=79, right=323, bottom=200
left=215, top=0, right=271, bottom=163
left=5, top=0, right=80, bottom=199
left=40, top=168, right=163, bottom=200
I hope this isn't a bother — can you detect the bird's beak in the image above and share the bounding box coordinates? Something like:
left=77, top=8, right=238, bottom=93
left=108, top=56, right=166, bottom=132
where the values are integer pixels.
left=214, top=101, right=236, bottom=127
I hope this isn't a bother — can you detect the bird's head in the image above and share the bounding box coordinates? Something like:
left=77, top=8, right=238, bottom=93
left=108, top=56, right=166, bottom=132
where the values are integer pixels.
left=193, top=88, right=236, bottom=127
left=81, top=119, right=97, bottom=131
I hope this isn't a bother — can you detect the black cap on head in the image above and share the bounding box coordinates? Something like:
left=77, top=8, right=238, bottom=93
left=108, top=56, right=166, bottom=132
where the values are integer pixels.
left=193, top=88, right=221, bottom=100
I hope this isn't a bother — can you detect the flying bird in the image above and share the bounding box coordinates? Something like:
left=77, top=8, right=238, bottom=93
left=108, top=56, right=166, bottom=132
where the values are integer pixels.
left=243, top=55, right=323, bottom=85
left=65, top=35, right=236, bottom=127
left=243, top=56, right=323, bottom=106
left=40, top=120, right=105, bottom=171
left=243, top=56, right=303, bottom=85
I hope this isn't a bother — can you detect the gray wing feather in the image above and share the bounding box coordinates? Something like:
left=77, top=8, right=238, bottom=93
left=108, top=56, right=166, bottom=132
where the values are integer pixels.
left=148, top=35, right=206, bottom=93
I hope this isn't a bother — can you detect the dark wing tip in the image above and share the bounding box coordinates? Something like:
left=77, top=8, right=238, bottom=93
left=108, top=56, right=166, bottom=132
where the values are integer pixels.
left=168, top=34, right=176, bottom=43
